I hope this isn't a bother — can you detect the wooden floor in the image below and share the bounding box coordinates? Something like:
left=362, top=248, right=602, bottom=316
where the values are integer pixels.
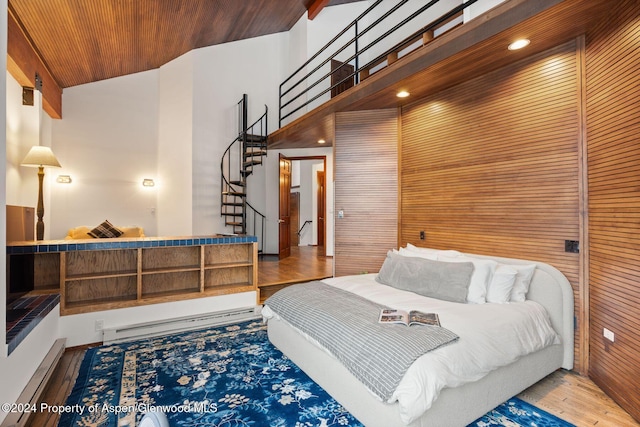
left=520, top=370, right=639, bottom=426
left=257, top=245, right=333, bottom=303
left=25, top=246, right=640, bottom=427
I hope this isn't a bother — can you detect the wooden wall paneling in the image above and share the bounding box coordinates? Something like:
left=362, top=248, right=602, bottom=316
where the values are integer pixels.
left=334, top=109, right=398, bottom=277
left=204, top=244, right=252, bottom=265
left=65, top=250, right=137, bottom=277
left=33, top=253, right=61, bottom=291
left=65, top=277, right=137, bottom=305
left=400, top=41, right=583, bottom=370
left=204, top=267, right=251, bottom=288
left=576, top=35, right=590, bottom=376
left=141, top=272, right=201, bottom=297
left=138, top=248, right=143, bottom=300
left=142, top=247, right=200, bottom=270
left=397, top=107, right=404, bottom=249
left=585, top=1, right=640, bottom=420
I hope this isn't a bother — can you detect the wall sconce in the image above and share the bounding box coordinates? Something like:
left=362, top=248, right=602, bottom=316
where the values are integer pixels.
left=57, top=175, right=72, bottom=184
left=142, top=178, right=155, bottom=187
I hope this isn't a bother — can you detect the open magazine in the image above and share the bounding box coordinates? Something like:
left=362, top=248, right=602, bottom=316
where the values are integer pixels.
left=378, top=309, right=441, bottom=327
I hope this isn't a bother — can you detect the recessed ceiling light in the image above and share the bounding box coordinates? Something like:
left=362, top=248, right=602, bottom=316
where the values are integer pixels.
left=317, top=139, right=326, bottom=144
left=508, top=39, right=530, bottom=50
left=396, top=90, right=410, bottom=98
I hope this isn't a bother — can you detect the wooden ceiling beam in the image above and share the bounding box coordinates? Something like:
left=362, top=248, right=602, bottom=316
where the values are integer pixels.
left=7, top=8, right=62, bottom=119
left=307, top=0, right=330, bottom=20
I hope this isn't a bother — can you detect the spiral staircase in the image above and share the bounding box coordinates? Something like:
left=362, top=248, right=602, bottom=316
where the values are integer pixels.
left=220, top=94, right=267, bottom=253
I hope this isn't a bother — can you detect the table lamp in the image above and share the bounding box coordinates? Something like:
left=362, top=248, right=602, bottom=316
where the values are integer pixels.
left=21, top=146, right=61, bottom=240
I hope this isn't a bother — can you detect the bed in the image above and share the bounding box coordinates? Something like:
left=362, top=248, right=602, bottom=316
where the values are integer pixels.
left=262, top=247, right=574, bottom=427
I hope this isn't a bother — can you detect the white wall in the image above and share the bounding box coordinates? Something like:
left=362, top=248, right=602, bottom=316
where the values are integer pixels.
left=464, top=0, right=507, bottom=21
left=6, top=74, right=39, bottom=207
left=157, top=52, right=193, bottom=236
left=282, top=12, right=310, bottom=123
left=50, top=70, right=160, bottom=239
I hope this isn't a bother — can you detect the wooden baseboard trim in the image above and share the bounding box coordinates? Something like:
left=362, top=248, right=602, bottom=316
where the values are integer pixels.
left=0, top=338, right=66, bottom=427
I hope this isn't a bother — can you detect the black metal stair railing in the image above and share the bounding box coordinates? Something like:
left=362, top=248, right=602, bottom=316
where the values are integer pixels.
left=278, top=0, right=480, bottom=127
left=298, top=220, right=313, bottom=237
left=220, top=94, right=268, bottom=253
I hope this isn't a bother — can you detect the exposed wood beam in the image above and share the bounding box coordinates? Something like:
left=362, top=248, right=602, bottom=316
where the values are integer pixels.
left=7, top=8, right=63, bottom=119
left=307, top=0, right=330, bottom=20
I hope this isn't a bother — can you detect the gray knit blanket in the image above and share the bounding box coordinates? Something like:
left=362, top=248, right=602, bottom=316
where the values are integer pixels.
left=264, top=281, right=459, bottom=400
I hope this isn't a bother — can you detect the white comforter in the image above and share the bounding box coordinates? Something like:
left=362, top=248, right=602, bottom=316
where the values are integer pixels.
left=262, top=274, right=560, bottom=425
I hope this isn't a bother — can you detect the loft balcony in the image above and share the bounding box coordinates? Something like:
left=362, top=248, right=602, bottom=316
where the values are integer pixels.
left=268, top=0, right=609, bottom=150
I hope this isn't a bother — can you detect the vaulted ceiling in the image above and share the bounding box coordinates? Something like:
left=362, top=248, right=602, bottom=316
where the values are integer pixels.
left=8, top=0, right=361, bottom=89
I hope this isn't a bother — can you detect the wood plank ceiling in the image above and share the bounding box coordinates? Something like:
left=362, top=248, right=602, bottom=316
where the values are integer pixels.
left=8, top=0, right=359, bottom=89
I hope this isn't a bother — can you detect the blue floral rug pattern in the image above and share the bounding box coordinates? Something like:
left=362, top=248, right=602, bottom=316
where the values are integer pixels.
left=60, top=319, right=574, bottom=427
left=60, top=319, right=359, bottom=426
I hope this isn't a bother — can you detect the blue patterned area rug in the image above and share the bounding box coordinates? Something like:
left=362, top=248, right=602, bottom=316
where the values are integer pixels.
left=60, top=319, right=573, bottom=427
left=468, top=397, right=575, bottom=427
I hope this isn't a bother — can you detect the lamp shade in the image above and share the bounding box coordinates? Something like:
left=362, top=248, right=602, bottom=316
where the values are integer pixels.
left=21, top=146, right=61, bottom=168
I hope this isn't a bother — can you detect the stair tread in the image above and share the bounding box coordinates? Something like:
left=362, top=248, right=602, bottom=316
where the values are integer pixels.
left=222, top=202, right=244, bottom=206
left=222, top=191, right=246, bottom=197
left=244, top=151, right=267, bottom=158
left=244, top=142, right=267, bottom=149
left=229, top=180, right=246, bottom=186
left=244, top=133, right=267, bottom=142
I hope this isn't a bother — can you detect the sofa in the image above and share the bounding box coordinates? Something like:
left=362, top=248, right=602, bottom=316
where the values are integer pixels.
left=65, top=223, right=145, bottom=239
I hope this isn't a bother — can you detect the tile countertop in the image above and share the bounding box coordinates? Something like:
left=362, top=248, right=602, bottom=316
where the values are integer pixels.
left=6, top=234, right=258, bottom=254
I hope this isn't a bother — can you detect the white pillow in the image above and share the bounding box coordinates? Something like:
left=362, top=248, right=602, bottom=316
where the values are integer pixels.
left=398, top=247, right=438, bottom=260
left=404, top=244, right=463, bottom=258
left=509, top=264, right=537, bottom=302
left=437, top=255, right=497, bottom=304
left=486, top=264, right=518, bottom=303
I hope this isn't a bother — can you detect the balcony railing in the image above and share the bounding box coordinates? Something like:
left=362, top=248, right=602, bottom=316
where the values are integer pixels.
left=278, top=0, right=480, bottom=127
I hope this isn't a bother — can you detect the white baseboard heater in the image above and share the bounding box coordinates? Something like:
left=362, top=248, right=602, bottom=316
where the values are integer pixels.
left=102, top=306, right=262, bottom=344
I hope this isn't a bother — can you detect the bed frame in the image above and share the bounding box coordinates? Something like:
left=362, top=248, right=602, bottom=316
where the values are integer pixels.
left=267, top=253, right=574, bottom=427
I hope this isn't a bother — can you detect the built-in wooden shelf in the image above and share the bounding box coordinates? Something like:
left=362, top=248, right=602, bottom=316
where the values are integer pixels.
left=7, top=235, right=259, bottom=316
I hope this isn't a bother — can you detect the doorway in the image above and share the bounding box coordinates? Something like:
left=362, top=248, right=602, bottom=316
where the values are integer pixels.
left=317, top=170, right=325, bottom=249
left=278, top=155, right=327, bottom=259
left=331, top=60, right=355, bottom=98
left=278, top=155, right=292, bottom=259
